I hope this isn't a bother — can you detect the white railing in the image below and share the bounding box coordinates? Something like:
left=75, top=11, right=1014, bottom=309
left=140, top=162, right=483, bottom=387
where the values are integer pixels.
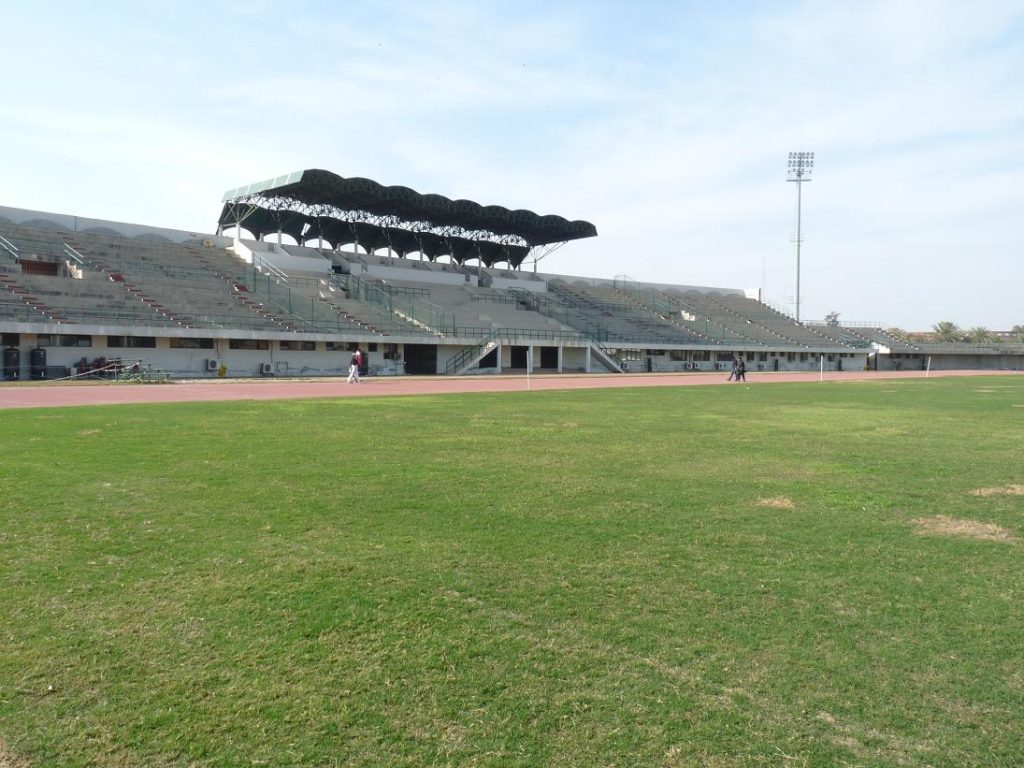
left=254, top=254, right=288, bottom=281
left=0, top=234, right=18, bottom=260
left=805, top=319, right=886, bottom=328
left=62, top=243, right=87, bottom=267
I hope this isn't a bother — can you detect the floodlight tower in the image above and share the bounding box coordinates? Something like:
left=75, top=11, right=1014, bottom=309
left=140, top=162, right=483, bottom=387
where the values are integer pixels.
left=787, top=151, right=814, bottom=322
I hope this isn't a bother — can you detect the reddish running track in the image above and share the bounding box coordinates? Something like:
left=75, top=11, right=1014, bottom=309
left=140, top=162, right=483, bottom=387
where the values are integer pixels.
left=0, top=369, right=1018, bottom=410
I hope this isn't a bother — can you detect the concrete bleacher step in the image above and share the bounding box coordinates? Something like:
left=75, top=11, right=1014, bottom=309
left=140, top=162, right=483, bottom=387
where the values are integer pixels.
left=60, top=232, right=268, bottom=328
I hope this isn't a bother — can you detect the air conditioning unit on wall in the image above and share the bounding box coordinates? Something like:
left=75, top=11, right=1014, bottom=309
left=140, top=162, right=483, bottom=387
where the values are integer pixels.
left=206, top=359, right=219, bottom=371
left=259, top=362, right=273, bottom=375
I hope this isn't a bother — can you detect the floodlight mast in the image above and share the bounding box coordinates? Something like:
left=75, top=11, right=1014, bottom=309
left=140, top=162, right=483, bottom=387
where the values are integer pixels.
left=787, top=151, right=814, bottom=322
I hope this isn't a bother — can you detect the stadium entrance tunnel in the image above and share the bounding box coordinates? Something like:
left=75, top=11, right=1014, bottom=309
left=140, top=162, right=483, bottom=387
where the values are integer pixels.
left=404, top=344, right=438, bottom=375
left=510, top=346, right=528, bottom=369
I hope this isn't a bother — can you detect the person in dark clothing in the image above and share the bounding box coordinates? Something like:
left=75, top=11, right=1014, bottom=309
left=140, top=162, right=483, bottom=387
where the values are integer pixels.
left=736, top=358, right=746, bottom=381
left=347, top=349, right=361, bottom=383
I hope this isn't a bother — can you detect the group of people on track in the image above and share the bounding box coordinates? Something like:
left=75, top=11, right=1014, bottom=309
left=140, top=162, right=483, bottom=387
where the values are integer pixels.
left=727, top=357, right=746, bottom=382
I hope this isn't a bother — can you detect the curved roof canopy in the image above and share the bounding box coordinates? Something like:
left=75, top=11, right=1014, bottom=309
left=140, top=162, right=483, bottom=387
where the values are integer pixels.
left=219, top=169, right=596, bottom=267
left=230, top=206, right=530, bottom=266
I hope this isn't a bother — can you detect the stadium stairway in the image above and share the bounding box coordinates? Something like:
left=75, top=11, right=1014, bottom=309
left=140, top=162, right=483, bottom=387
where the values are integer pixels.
left=445, top=333, right=499, bottom=374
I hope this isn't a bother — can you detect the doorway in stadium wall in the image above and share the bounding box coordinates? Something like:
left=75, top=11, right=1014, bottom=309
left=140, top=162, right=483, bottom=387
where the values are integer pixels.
left=509, top=346, right=528, bottom=369
left=480, top=348, right=498, bottom=368
left=539, top=346, right=558, bottom=369
left=403, top=344, right=438, bottom=375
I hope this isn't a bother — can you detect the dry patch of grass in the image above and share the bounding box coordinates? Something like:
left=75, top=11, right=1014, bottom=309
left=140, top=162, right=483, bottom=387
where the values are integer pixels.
left=813, top=710, right=936, bottom=764
left=755, top=496, right=796, bottom=509
left=969, top=485, right=1024, bottom=497
left=911, top=515, right=1016, bottom=542
left=0, top=738, right=31, bottom=768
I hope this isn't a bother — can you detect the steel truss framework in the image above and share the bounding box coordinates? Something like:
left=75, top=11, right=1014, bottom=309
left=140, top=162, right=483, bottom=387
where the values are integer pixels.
left=217, top=169, right=597, bottom=269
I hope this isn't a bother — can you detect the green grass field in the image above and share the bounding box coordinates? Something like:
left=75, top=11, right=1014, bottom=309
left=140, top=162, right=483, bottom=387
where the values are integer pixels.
left=1, top=376, right=1022, bottom=767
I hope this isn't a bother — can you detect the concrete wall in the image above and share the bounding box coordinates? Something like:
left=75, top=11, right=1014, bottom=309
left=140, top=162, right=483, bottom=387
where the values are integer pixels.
left=235, top=240, right=332, bottom=276
left=0, top=205, right=230, bottom=246
left=490, top=276, right=547, bottom=292
left=922, top=354, right=1023, bottom=371
left=0, top=335, right=398, bottom=380
left=538, top=270, right=746, bottom=296
left=365, top=264, right=468, bottom=287
left=561, top=346, right=589, bottom=372
left=19, top=329, right=1024, bottom=381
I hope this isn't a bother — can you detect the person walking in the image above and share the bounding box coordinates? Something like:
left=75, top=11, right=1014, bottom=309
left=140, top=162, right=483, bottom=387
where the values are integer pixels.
left=348, top=349, right=361, bottom=383
left=736, top=357, right=746, bottom=381
left=728, top=357, right=738, bottom=381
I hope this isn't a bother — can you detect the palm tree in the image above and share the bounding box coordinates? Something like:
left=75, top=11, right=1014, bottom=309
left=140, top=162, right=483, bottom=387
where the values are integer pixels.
left=967, top=326, right=993, bottom=344
left=931, top=321, right=962, bottom=343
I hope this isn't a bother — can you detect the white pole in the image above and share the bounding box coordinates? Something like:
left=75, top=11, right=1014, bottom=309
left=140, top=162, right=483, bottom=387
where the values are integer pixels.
left=926, top=356, right=932, bottom=377
left=820, top=354, right=824, bottom=381
left=527, top=345, right=532, bottom=391
left=796, top=179, right=803, bottom=322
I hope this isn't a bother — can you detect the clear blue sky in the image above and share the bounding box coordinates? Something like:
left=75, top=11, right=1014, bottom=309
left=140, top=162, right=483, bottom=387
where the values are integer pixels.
left=2, top=1, right=1022, bottom=330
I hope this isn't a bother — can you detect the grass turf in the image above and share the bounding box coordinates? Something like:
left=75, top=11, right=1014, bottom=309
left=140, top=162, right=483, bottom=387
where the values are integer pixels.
left=1, top=376, right=1022, bottom=766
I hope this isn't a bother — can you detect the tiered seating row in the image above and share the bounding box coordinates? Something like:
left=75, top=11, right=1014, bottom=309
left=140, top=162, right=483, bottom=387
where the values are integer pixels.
left=851, top=327, right=920, bottom=352
left=806, top=324, right=875, bottom=348
left=253, top=275, right=428, bottom=336
left=0, top=225, right=242, bottom=328
left=0, top=226, right=177, bottom=325
left=661, top=290, right=855, bottom=348
left=708, top=293, right=844, bottom=346
left=0, top=270, right=174, bottom=325
left=548, top=281, right=712, bottom=345
left=60, top=232, right=299, bottom=331
left=381, top=279, right=577, bottom=336
left=602, top=284, right=755, bottom=345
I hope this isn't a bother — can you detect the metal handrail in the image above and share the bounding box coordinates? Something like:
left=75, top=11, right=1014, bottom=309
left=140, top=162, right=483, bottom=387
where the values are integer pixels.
left=62, top=243, right=87, bottom=267
left=445, top=332, right=499, bottom=374
left=253, top=254, right=288, bottom=281
left=0, top=235, right=19, bottom=261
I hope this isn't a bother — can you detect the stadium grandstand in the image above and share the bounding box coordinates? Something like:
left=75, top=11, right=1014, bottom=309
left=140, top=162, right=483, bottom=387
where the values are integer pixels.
left=2, top=169, right=1022, bottom=380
